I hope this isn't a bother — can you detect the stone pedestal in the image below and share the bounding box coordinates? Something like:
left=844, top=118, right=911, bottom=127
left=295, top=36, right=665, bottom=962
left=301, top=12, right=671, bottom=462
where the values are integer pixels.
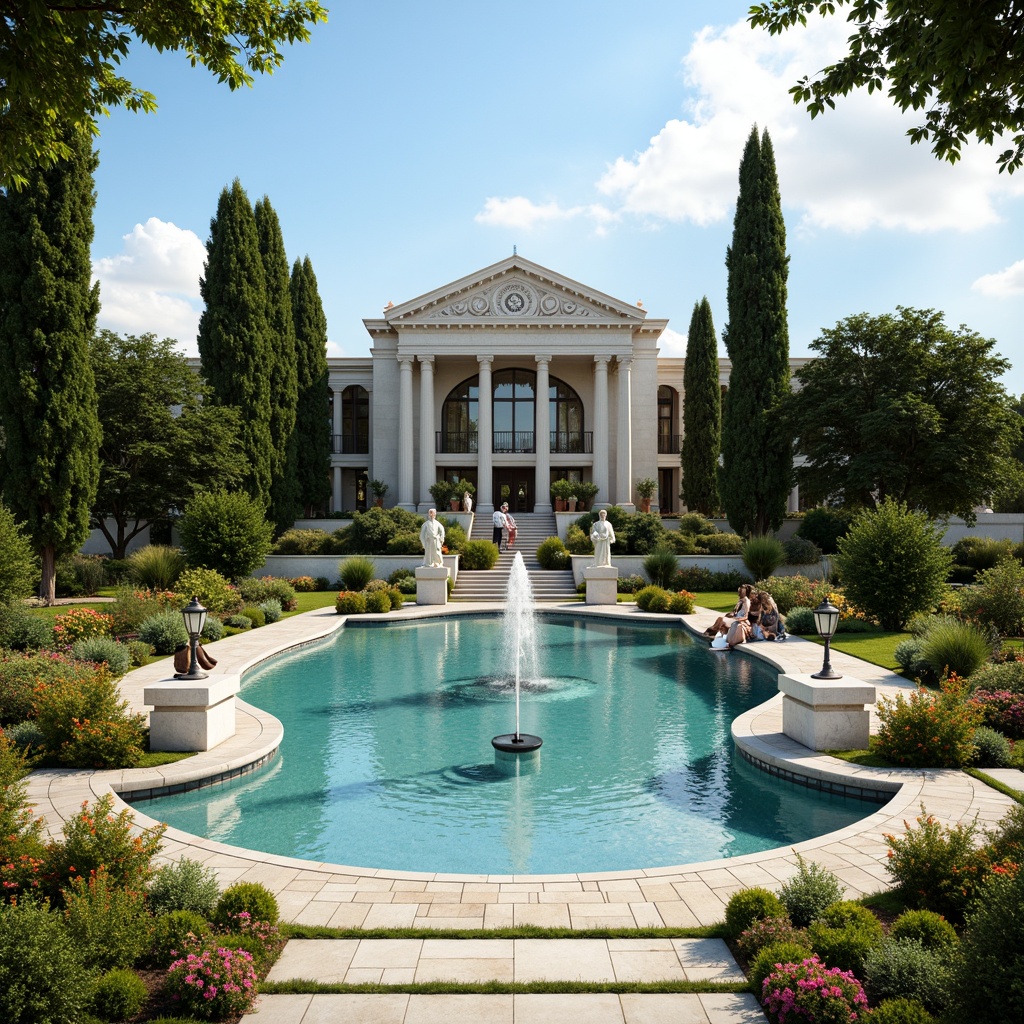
left=145, top=674, right=241, bottom=752
left=584, top=565, right=618, bottom=605
left=416, top=565, right=450, bottom=605
left=779, top=673, right=876, bottom=751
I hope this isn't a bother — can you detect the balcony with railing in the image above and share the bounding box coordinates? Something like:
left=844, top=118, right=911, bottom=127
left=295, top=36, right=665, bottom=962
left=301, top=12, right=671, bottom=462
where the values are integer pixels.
left=436, top=431, right=479, bottom=454
left=657, top=433, right=681, bottom=455
left=550, top=430, right=592, bottom=454
left=332, top=434, right=369, bottom=454
left=493, top=431, right=535, bottom=453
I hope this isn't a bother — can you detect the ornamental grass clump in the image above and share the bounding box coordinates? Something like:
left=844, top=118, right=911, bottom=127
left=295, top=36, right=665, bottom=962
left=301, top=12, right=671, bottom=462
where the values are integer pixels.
left=760, top=955, right=868, bottom=1024
left=643, top=545, right=679, bottom=588
left=741, top=534, right=786, bottom=581
left=127, top=543, right=187, bottom=590
left=166, top=944, right=258, bottom=1019
left=916, top=616, right=993, bottom=680
left=875, top=674, right=983, bottom=768
left=337, top=556, right=376, bottom=591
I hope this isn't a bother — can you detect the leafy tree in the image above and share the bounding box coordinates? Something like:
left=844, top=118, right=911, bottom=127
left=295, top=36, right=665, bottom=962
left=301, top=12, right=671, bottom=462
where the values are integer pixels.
left=198, top=179, right=273, bottom=509
left=720, top=126, right=792, bottom=536
left=0, top=503, right=38, bottom=603
left=749, top=2, right=1024, bottom=173
left=993, top=392, right=1024, bottom=512
left=178, top=490, right=273, bottom=580
left=291, top=255, right=331, bottom=516
left=0, top=130, right=101, bottom=604
left=255, top=197, right=299, bottom=535
left=835, top=498, right=952, bottom=630
left=90, top=331, right=247, bottom=558
left=681, top=297, right=721, bottom=515
left=784, top=308, right=1020, bottom=521
left=0, top=1, right=327, bottom=190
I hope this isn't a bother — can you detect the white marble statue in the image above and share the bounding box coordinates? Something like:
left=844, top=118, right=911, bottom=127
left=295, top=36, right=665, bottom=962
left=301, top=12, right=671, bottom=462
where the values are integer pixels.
left=463, top=491, right=473, bottom=513
left=590, top=509, right=615, bottom=567
left=420, top=509, right=445, bottom=567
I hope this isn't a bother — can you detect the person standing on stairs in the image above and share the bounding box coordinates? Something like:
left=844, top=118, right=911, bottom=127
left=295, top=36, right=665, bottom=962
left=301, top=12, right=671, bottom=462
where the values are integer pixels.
left=492, top=504, right=510, bottom=550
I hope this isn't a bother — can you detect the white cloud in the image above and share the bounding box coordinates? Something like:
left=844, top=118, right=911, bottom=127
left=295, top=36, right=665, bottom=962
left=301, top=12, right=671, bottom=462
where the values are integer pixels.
left=481, top=17, right=1024, bottom=236
left=657, top=326, right=687, bottom=357
left=93, top=218, right=206, bottom=352
left=475, top=196, right=616, bottom=233
left=972, top=259, right=1024, bottom=297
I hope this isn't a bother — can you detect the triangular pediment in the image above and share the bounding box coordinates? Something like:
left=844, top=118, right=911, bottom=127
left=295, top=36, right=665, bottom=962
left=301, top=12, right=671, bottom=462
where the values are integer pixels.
left=381, top=256, right=646, bottom=327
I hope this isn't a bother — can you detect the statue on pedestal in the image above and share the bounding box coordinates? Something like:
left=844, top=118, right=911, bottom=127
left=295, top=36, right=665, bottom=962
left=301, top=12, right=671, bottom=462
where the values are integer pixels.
left=420, top=509, right=445, bottom=567
left=590, top=509, right=615, bottom=567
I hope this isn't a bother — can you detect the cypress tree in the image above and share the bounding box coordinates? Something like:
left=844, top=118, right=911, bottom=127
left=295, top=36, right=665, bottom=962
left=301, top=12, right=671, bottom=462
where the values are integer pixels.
left=720, top=126, right=792, bottom=535
left=255, top=196, right=299, bottom=535
left=0, top=130, right=101, bottom=603
left=198, top=180, right=273, bottom=508
left=681, top=297, right=721, bottom=515
left=290, top=256, right=331, bottom=515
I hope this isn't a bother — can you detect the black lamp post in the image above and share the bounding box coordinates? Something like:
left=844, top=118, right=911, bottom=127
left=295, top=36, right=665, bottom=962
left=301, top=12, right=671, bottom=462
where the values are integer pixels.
left=811, top=598, right=842, bottom=680
left=174, top=597, right=208, bottom=680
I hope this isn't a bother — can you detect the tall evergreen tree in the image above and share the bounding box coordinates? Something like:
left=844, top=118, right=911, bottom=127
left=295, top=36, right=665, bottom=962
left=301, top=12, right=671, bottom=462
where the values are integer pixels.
left=720, top=126, right=792, bottom=535
left=290, top=256, right=331, bottom=515
left=681, top=297, right=721, bottom=515
left=255, top=196, right=299, bottom=534
left=198, top=180, right=273, bottom=508
left=0, top=130, right=101, bottom=604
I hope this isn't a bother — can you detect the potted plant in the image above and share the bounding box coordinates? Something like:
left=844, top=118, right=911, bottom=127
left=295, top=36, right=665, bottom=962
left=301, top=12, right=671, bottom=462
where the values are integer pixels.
left=551, top=478, right=573, bottom=512
left=429, top=480, right=454, bottom=509
left=370, top=479, right=388, bottom=507
left=635, top=477, right=657, bottom=513
left=574, top=481, right=599, bottom=511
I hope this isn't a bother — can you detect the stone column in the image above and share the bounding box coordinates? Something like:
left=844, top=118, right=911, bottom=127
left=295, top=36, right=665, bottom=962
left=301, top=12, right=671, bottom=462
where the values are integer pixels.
left=616, top=356, right=633, bottom=507
left=332, top=466, right=342, bottom=513
left=331, top=383, right=342, bottom=441
left=477, top=355, right=494, bottom=513
left=397, top=356, right=415, bottom=509
left=419, top=355, right=436, bottom=510
left=534, top=354, right=552, bottom=513
left=593, top=356, right=610, bottom=505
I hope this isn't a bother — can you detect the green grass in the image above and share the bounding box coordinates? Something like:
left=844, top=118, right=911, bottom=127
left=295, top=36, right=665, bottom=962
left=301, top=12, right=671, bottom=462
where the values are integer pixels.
left=796, top=630, right=911, bottom=672
left=139, top=750, right=196, bottom=768
left=825, top=739, right=893, bottom=768
left=27, top=602, right=112, bottom=620
left=694, top=591, right=739, bottom=613
left=260, top=979, right=751, bottom=996
left=287, top=590, right=341, bottom=615
left=280, top=924, right=725, bottom=940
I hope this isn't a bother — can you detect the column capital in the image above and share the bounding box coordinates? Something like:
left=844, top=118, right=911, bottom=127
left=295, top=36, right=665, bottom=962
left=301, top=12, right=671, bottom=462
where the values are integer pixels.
left=617, top=355, right=633, bottom=370
left=535, top=354, right=552, bottom=367
left=477, top=354, right=494, bottom=368
left=397, top=355, right=414, bottom=369
left=594, top=354, right=611, bottom=367
left=418, top=354, right=435, bottom=368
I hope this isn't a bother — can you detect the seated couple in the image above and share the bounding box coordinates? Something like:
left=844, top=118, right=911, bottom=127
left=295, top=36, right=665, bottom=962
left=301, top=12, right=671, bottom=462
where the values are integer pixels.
left=703, top=584, right=783, bottom=649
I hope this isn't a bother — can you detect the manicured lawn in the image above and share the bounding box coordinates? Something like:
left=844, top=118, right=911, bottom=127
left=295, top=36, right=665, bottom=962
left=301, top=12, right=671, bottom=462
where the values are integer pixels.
left=804, top=630, right=912, bottom=672
left=28, top=601, right=112, bottom=620
left=694, top=591, right=739, bottom=613
left=288, top=590, right=341, bottom=615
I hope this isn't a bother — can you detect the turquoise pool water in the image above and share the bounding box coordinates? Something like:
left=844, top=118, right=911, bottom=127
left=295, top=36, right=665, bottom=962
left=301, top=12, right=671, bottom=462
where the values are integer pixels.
left=137, top=615, right=878, bottom=874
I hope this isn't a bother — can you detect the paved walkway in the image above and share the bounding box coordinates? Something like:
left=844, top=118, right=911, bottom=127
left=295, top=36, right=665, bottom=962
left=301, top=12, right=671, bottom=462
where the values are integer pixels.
left=21, top=601, right=1021, bottom=1023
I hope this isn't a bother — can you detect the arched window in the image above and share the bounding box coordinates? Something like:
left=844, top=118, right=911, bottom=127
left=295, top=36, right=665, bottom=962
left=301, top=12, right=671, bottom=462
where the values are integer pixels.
left=550, top=378, right=585, bottom=452
left=658, top=386, right=678, bottom=454
left=493, top=369, right=535, bottom=452
left=341, top=385, right=369, bottom=453
left=440, top=377, right=479, bottom=453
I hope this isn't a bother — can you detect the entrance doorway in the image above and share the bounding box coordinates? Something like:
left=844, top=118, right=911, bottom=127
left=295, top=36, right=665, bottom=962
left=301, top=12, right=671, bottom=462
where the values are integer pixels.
left=494, top=470, right=533, bottom=512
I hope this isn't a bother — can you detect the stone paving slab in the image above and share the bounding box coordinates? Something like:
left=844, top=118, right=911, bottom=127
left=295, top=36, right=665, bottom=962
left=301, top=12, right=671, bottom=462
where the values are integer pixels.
left=242, top=992, right=766, bottom=1024
left=267, top=938, right=743, bottom=986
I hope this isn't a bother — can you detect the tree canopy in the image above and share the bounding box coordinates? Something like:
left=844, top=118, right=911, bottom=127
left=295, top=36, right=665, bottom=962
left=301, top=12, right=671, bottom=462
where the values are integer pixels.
left=681, top=297, right=721, bottom=516
left=0, top=1, right=327, bottom=189
left=784, top=307, right=1022, bottom=522
left=749, top=1, right=1024, bottom=173
left=0, top=128, right=100, bottom=603
left=720, top=126, right=792, bottom=536
left=90, top=330, right=246, bottom=558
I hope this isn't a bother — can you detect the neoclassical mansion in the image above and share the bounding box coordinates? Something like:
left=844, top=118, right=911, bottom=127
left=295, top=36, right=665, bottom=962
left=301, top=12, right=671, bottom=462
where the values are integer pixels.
left=326, top=254, right=804, bottom=517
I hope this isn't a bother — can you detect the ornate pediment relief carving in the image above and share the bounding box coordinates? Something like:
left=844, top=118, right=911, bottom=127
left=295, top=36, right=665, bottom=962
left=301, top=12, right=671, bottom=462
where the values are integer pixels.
left=427, top=278, right=611, bottom=320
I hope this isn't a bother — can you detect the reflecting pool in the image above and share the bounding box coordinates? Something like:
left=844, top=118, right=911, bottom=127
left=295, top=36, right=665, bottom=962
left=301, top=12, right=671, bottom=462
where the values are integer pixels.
left=136, top=616, right=879, bottom=874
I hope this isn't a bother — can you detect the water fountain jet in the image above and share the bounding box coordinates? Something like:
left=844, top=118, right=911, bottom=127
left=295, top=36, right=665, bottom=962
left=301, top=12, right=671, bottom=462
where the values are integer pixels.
left=491, top=552, right=542, bottom=757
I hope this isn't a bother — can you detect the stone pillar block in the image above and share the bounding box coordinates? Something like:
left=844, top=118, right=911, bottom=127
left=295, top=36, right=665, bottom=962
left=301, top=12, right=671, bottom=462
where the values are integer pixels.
left=416, top=565, right=450, bottom=605
left=778, top=673, right=876, bottom=752
left=145, top=674, right=241, bottom=752
left=584, top=565, right=618, bottom=605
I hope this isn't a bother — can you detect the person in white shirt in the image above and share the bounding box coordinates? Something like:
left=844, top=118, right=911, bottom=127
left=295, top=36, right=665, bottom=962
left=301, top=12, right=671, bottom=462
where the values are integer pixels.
left=492, top=504, right=509, bottom=549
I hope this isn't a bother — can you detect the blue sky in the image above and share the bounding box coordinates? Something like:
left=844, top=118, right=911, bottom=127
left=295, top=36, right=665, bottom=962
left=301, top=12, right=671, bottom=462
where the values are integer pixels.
left=90, top=1, right=1024, bottom=394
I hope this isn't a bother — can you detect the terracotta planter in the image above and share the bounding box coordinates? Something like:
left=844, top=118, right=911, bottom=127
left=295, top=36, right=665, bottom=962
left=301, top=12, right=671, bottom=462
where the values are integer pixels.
left=640, top=499, right=651, bottom=513
left=555, top=498, right=567, bottom=512
left=450, top=498, right=461, bottom=511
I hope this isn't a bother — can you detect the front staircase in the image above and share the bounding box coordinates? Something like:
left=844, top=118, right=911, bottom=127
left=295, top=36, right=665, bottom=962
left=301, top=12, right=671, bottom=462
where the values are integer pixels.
left=451, top=512, right=578, bottom=602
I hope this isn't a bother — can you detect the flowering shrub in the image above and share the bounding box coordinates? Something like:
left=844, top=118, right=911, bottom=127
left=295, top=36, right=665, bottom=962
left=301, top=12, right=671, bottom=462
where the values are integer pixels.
left=875, top=674, right=983, bottom=768
left=668, top=589, right=696, bottom=615
left=52, top=607, right=114, bottom=646
left=166, top=944, right=258, bottom=1019
left=335, top=591, right=367, bottom=615
left=962, top=555, right=1024, bottom=636
left=884, top=809, right=990, bottom=923
left=736, top=915, right=807, bottom=960
left=288, top=575, right=318, bottom=592
left=761, top=955, right=868, bottom=1024
left=971, top=689, right=1024, bottom=738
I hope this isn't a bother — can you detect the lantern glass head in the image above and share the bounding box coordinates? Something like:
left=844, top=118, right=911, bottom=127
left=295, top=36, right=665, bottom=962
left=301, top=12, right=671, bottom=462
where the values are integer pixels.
left=181, top=597, right=208, bottom=638
left=812, top=599, right=840, bottom=640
